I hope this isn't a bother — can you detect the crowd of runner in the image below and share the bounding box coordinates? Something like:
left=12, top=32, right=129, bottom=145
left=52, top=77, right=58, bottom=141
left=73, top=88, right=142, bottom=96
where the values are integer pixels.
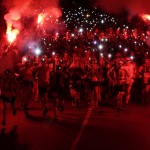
left=0, top=5, right=150, bottom=125
left=0, top=47, right=150, bottom=125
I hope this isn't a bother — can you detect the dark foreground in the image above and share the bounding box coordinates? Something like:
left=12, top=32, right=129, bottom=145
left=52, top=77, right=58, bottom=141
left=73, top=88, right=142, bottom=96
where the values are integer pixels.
left=0, top=99, right=150, bottom=150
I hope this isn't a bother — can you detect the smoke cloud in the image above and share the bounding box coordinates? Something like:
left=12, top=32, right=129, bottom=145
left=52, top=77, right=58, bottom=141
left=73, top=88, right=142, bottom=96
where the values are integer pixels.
left=3, top=0, right=62, bottom=39
left=92, top=0, right=150, bottom=17
left=3, top=0, right=61, bottom=16
left=3, top=0, right=63, bottom=49
left=1, top=0, right=63, bottom=73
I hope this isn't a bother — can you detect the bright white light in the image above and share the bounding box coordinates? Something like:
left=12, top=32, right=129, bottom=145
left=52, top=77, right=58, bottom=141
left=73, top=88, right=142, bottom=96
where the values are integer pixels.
left=119, top=45, right=122, bottom=48
left=71, top=33, right=75, bottom=37
left=42, top=58, right=45, bottom=61
left=52, top=51, right=56, bottom=56
left=23, top=57, right=27, bottom=62
left=86, top=14, right=90, bottom=17
left=98, top=44, right=103, bottom=50
left=124, top=48, right=128, bottom=52
left=130, top=56, right=134, bottom=60
left=93, top=41, right=97, bottom=44
left=101, top=20, right=105, bottom=24
left=100, top=53, right=104, bottom=57
left=78, top=28, right=83, bottom=33
left=35, top=48, right=41, bottom=55
left=108, top=54, right=112, bottom=58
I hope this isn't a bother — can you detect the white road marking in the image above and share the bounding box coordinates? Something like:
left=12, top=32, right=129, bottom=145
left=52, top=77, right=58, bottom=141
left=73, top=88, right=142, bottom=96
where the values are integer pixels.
left=70, top=107, right=93, bottom=150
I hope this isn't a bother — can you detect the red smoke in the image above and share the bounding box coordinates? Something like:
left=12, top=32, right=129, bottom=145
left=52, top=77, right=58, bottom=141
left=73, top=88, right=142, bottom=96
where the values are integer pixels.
left=3, top=0, right=62, bottom=43
left=92, top=0, right=150, bottom=17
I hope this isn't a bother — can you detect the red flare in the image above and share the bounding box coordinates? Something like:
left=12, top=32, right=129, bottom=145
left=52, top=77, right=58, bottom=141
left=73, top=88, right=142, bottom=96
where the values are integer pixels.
left=141, top=14, right=150, bottom=21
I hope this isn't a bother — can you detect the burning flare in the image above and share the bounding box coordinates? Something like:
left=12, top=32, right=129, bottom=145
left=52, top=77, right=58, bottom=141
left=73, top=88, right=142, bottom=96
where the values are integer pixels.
left=4, top=10, right=21, bottom=43
left=141, top=14, right=150, bottom=21
left=7, top=27, right=19, bottom=43
left=38, top=14, right=44, bottom=25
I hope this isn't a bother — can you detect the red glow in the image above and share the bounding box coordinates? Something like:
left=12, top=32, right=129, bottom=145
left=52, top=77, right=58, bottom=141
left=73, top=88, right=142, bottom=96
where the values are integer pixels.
left=141, top=14, right=150, bottom=22
left=37, top=14, right=44, bottom=25
left=4, top=10, right=21, bottom=43
left=7, top=27, right=19, bottom=43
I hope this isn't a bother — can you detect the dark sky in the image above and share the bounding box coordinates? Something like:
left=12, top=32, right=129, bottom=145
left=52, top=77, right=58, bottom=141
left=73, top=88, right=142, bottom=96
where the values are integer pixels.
left=59, top=0, right=92, bottom=8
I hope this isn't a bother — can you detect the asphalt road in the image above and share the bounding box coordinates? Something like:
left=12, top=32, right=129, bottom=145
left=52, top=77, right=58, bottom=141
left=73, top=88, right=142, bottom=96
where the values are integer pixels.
left=0, top=99, right=150, bottom=150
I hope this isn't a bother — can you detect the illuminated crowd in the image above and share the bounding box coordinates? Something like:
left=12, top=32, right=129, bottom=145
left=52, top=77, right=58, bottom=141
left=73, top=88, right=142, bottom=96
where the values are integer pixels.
left=37, top=6, right=149, bottom=64
left=0, top=5, right=150, bottom=125
left=0, top=45, right=150, bottom=125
